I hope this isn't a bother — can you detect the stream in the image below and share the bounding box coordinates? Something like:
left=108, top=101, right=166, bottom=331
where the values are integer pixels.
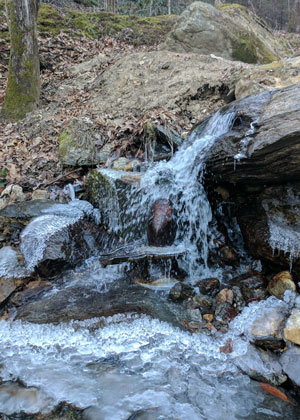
left=0, top=109, right=299, bottom=419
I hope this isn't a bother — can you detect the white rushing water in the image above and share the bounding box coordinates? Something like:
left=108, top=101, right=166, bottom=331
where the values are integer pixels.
left=116, top=111, right=236, bottom=282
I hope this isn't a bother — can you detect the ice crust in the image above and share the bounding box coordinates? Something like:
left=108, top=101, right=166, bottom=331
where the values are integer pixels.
left=0, top=298, right=297, bottom=419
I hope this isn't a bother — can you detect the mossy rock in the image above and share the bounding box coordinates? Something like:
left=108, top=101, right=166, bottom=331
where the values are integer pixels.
left=59, top=118, right=111, bottom=167
left=161, top=2, right=288, bottom=64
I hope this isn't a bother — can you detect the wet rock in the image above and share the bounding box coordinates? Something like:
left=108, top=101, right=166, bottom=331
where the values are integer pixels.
left=192, top=295, right=214, bottom=313
left=11, top=280, right=52, bottom=307
left=15, top=279, right=186, bottom=328
left=143, top=122, right=182, bottom=161
left=268, top=271, right=296, bottom=300
left=185, top=307, right=202, bottom=323
left=214, top=302, right=231, bottom=322
left=237, top=185, right=300, bottom=276
left=161, top=2, right=283, bottom=64
left=232, top=286, right=245, bottom=309
left=250, top=307, right=286, bottom=350
left=85, top=169, right=142, bottom=239
left=147, top=199, right=175, bottom=247
left=284, top=309, right=300, bottom=345
left=280, top=344, right=300, bottom=387
left=169, top=282, right=194, bottom=302
left=196, top=277, right=220, bottom=296
left=217, top=246, right=238, bottom=265
left=20, top=200, right=117, bottom=276
left=216, top=288, right=234, bottom=305
left=59, top=117, right=111, bottom=166
left=0, top=247, right=29, bottom=305
left=203, top=313, right=214, bottom=322
left=0, top=199, right=57, bottom=246
left=235, top=344, right=287, bottom=386
left=237, top=272, right=267, bottom=302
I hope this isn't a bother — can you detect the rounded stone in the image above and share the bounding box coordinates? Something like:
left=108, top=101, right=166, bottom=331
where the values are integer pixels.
left=268, top=271, right=296, bottom=300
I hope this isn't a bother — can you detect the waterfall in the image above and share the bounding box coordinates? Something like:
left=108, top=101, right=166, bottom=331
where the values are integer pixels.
left=122, top=110, right=236, bottom=281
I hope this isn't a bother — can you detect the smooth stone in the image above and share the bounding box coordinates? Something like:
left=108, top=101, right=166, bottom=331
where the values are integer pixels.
left=147, top=198, right=175, bottom=247
left=268, top=271, right=296, bottom=300
left=284, top=308, right=300, bottom=345
left=216, top=288, right=234, bottom=305
left=250, top=307, right=286, bottom=350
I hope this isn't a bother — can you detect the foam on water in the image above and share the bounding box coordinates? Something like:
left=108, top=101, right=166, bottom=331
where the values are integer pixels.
left=0, top=299, right=297, bottom=419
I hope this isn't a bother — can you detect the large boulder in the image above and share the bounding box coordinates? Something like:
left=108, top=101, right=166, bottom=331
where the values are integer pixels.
left=161, top=2, right=286, bottom=64
left=206, top=83, right=300, bottom=185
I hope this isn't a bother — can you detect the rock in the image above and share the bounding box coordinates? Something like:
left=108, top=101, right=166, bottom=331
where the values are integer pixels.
left=235, top=56, right=300, bottom=99
left=232, top=286, right=245, bottom=309
left=0, top=246, right=29, bottom=304
left=235, top=344, right=287, bottom=386
left=20, top=200, right=117, bottom=276
left=250, top=307, right=287, bottom=350
left=284, top=309, right=300, bottom=345
left=197, top=277, right=220, bottom=296
left=147, top=199, right=175, bottom=247
left=59, top=117, right=112, bottom=166
left=15, top=278, right=186, bottom=328
left=185, top=306, right=202, bottom=323
left=216, top=288, right=234, bottom=305
left=268, top=271, right=296, bottom=300
left=89, top=51, right=248, bottom=123
left=206, top=83, right=300, bottom=186
left=11, top=280, right=52, bottom=307
left=280, top=344, right=300, bottom=387
left=193, top=295, right=214, bottom=312
left=0, top=185, right=25, bottom=210
left=203, top=313, right=213, bottom=322
left=0, top=199, right=59, bottom=245
left=236, top=185, right=300, bottom=276
left=169, top=282, right=194, bottom=302
left=111, top=157, right=141, bottom=171
left=217, top=246, right=238, bottom=265
left=85, top=169, right=142, bottom=239
left=236, top=272, right=267, bottom=302
left=31, top=189, right=48, bottom=200
left=144, top=122, right=183, bottom=161
left=161, top=2, right=285, bottom=64
left=215, top=302, right=231, bottom=322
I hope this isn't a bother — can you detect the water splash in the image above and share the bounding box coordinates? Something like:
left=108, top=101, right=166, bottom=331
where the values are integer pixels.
left=118, top=111, right=236, bottom=281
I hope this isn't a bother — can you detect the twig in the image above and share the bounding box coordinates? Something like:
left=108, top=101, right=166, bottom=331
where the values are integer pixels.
left=41, top=168, right=82, bottom=188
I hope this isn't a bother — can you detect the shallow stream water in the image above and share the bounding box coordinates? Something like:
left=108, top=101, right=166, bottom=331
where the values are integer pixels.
left=0, top=110, right=299, bottom=419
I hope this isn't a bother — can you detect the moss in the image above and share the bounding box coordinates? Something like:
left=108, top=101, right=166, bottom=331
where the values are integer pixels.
left=37, top=4, right=64, bottom=35
left=232, top=36, right=258, bottom=64
left=2, top=4, right=40, bottom=121
left=59, top=129, right=75, bottom=160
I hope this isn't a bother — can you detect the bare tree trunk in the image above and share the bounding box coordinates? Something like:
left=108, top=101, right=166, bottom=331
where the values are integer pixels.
left=2, top=0, right=40, bottom=121
left=149, top=0, right=153, bottom=16
left=168, top=0, right=171, bottom=14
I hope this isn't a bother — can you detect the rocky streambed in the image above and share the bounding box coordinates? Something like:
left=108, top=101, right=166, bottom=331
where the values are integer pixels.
left=1, top=82, right=300, bottom=419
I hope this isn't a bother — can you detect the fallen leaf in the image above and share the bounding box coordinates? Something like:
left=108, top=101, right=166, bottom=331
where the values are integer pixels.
left=259, top=383, right=297, bottom=406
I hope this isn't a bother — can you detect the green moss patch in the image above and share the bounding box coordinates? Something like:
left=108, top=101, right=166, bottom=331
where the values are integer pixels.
left=38, top=4, right=64, bottom=35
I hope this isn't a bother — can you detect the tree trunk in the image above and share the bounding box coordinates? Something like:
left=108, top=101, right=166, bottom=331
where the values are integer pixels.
left=168, top=0, right=171, bottom=14
left=2, top=0, right=40, bottom=121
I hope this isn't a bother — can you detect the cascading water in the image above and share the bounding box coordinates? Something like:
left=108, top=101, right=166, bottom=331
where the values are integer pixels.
left=119, top=111, right=236, bottom=280
left=0, top=110, right=299, bottom=420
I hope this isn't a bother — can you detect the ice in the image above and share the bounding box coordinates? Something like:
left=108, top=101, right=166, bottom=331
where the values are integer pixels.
left=0, top=246, right=28, bottom=278
left=0, top=302, right=298, bottom=419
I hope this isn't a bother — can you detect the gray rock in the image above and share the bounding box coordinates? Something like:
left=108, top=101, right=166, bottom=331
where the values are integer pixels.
left=235, top=344, right=287, bottom=386
left=161, top=2, right=284, bottom=64
left=59, top=117, right=111, bottom=166
left=169, top=282, right=194, bottom=302
left=284, top=309, right=300, bottom=346
left=280, top=345, right=300, bottom=387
